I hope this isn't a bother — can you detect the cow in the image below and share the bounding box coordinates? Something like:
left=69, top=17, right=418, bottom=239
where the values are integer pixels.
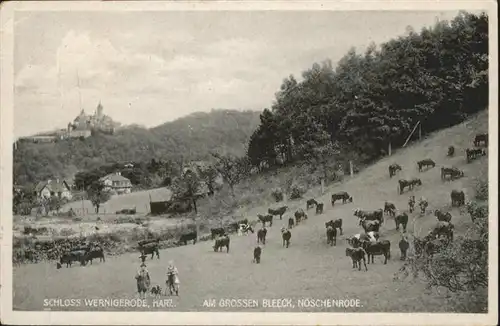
left=288, top=217, right=295, bottom=229
left=84, top=247, right=105, bottom=265
left=361, top=220, right=380, bottom=233
left=178, top=231, right=197, bottom=245
left=210, top=227, right=225, bottom=240
left=430, top=221, right=454, bottom=241
left=354, top=208, right=383, bottom=225
left=238, top=218, right=249, bottom=226
left=257, top=227, right=267, bottom=245
left=347, top=234, right=362, bottom=248
left=326, top=226, right=337, bottom=246
left=294, top=209, right=307, bottom=225
left=417, top=159, right=436, bottom=172
left=325, top=219, right=343, bottom=235
left=362, top=240, right=391, bottom=264
left=213, top=235, right=230, bottom=253
left=268, top=206, right=288, bottom=220
left=388, top=163, right=402, bottom=178
left=253, top=246, right=262, bottom=264
left=258, top=214, right=273, bottom=227
left=441, top=166, right=464, bottom=181
left=60, top=250, right=86, bottom=268
left=384, top=201, right=396, bottom=217
left=316, top=203, right=324, bottom=215
left=306, top=199, right=318, bottom=210
left=451, top=190, right=465, bottom=207
left=140, top=242, right=160, bottom=259
left=466, top=148, right=486, bottom=163
left=345, top=247, right=368, bottom=271
left=398, top=178, right=422, bottom=194
left=434, top=209, right=452, bottom=222
left=238, top=224, right=254, bottom=235
left=331, top=191, right=353, bottom=206
left=366, top=231, right=380, bottom=243
left=281, top=228, right=291, bottom=248
left=395, top=212, right=408, bottom=232
left=408, top=196, right=416, bottom=213
left=418, top=197, right=428, bottom=215
left=348, top=233, right=376, bottom=248
left=447, top=146, right=455, bottom=157
left=474, top=133, right=488, bottom=147
left=399, top=236, right=410, bottom=260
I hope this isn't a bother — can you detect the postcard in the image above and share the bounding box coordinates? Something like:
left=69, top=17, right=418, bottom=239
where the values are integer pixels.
left=1, top=1, right=497, bottom=325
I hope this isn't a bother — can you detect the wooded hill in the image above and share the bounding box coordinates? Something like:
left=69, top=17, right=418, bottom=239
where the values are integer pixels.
left=247, top=11, right=488, bottom=170
left=14, top=109, right=260, bottom=187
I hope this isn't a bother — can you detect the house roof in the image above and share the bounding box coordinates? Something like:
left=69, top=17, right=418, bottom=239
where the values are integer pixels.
left=100, top=173, right=131, bottom=183
left=35, top=180, right=71, bottom=193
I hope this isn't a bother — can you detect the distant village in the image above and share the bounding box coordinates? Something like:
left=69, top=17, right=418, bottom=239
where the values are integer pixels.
left=17, top=101, right=121, bottom=144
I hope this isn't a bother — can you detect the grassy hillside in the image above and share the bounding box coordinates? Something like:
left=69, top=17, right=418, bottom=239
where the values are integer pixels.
left=13, top=109, right=261, bottom=186
left=13, top=110, right=489, bottom=312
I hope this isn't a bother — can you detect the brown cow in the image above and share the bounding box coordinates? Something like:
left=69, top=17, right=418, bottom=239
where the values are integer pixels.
left=345, top=247, right=368, bottom=271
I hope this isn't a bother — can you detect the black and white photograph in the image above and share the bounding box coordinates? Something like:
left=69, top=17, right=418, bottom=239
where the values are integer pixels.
left=1, top=1, right=498, bottom=325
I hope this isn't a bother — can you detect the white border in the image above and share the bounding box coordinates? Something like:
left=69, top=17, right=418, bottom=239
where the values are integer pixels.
left=1, top=1, right=498, bottom=325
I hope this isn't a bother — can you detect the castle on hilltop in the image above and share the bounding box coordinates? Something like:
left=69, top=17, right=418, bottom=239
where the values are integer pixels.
left=67, top=101, right=120, bottom=138
left=17, top=102, right=121, bottom=144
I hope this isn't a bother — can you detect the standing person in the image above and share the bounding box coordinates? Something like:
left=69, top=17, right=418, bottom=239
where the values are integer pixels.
left=399, top=234, right=410, bottom=260
left=135, top=263, right=150, bottom=299
left=166, top=261, right=180, bottom=296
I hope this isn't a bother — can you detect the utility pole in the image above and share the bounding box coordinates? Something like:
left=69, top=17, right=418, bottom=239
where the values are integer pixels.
left=81, top=181, right=85, bottom=216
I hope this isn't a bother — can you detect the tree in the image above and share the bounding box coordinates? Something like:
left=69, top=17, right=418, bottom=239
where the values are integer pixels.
left=211, top=153, right=248, bottom=195
left=247, top=109, right=280, bottom=170
left=86, top=181, right=112, bottom=213
left=171, top=170, right=204, bottom=241
left=171, top=170, right=202, bottom=215
left=307, top=139, right=341, bottom=184
left=13, top=187, right=36, bottom=215
left=74, top=170, right=104, bottom=191
left=48, top=196, right=64, bottom=213
left=196, top=165, right=218, bottom=196
left=246, top=11, right=488, bottom=167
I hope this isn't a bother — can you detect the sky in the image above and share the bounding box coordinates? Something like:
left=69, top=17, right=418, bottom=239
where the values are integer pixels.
left=13, top=10, right=464, bottom=138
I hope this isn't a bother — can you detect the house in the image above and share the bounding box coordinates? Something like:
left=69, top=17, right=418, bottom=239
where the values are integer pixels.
left=34, top=179, right=73, bottom=200
left=99, top=172, right=132, bottom=194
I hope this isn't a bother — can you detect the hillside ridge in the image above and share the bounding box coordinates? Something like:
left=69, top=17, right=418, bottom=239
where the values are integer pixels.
left=13, top=109, right=261, bottom=186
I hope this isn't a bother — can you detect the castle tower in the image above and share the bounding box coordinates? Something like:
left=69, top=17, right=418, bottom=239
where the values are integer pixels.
left=96, top=101, right=103, bottom=119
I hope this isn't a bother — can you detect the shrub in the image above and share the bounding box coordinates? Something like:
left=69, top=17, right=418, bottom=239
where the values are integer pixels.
left=271, top=188, right=284, bottom=202
left=59, top=228, right=76, bottom=237
left=395, top=199, right=488, bottom=312
left=475, top=180, right=488, bottom=201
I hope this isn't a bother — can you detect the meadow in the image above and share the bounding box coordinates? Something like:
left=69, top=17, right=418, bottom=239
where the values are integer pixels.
left=13, top=111, right=489, bottom=312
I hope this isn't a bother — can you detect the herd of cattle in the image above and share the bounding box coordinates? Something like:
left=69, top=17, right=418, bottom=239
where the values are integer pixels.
left=18, top=133, right=488, bottom=278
